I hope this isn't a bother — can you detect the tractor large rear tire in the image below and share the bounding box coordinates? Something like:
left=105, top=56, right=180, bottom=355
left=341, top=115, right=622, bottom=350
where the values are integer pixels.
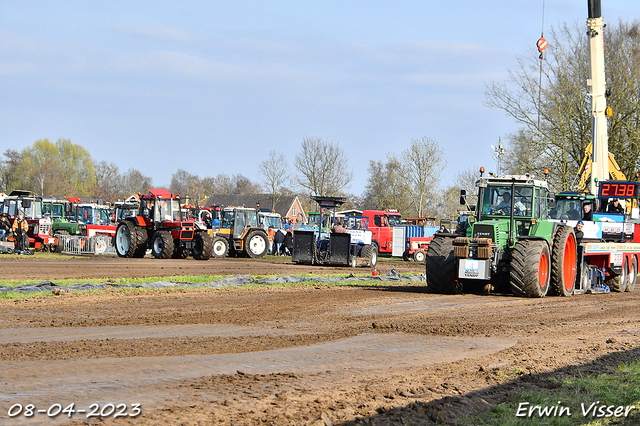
left=361, top=244, right=378, bottom=267
left=133, top=228, right=148, bottom=258
left=607, top=256, right=628, bottom=292
left=510, top=239, right=551, bottom=298
left=551, top=226, right=578, bottom=297
left=192, top=232, right=213, bottom=260
left=244, top=230, right=268, bottom=258
left=54, top=230, right=70, bottom=254
left=115, top=221, right=140, bottom=258
left=211, top=237, right=229, bottom=258
left=425, top=235, right=460, bottom=294
left=626, top=256, right=637, bottom=292
left=151, top=231, right=174, bottom=259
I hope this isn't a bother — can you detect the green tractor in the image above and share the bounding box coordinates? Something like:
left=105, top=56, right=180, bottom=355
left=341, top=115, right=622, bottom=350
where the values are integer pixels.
left=426, top=171, right=578, bottom=297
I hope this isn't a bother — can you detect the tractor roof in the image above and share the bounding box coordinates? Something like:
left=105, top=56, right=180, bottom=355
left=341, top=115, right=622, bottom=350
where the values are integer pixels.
left=476, top=174, right=549, bottom=189
left=311, top=195, right=347, bottom=208
left=556, top=191, right=596, bottom=200
left=147, top=189, right=177, bottom=199
left=8, top=190, right=32, bottom=197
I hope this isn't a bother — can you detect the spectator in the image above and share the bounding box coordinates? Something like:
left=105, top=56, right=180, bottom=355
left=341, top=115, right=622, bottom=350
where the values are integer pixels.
left=332, top=218, right=347, bottom=233
left=12, top=212, right=29, bottom=251
left=273, top=227, right=285, bottom=255
left=203, top=212, right=213, bottom=229
left=607, top=198, right=625, bottom=214
left=0, top=213, right=11, bottom=241
left=283, top=229, right=293, bottom=256
left=574, top=220, right=584, bottom=243
left=582, top=202, right=593, bottom=221
left=437, top=225, right=446, bottom=233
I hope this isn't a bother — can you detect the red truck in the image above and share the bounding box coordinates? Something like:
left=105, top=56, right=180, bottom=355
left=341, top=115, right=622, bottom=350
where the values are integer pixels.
left=361, top=209, right=402, bottom=253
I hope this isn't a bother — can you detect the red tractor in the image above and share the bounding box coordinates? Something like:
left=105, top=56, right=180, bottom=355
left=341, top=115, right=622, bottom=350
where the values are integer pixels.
left=114, top=189, right=214, bottom=260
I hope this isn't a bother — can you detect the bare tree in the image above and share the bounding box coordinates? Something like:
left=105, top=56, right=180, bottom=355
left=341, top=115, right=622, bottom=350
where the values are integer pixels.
left=402, top=137, right=446, bottom=217
left=0, top=149, right=22, bottom=193
left=233, top=174, right=261, bottom=194
left=259, top=151, right=290, bottom=210
left=362, top=156, right=411, bottom=213
left=94, top=161, right=122, bottom=201
left=294, top=137, right=353, bottom=196
left=121, top=168, right=153, bottom=197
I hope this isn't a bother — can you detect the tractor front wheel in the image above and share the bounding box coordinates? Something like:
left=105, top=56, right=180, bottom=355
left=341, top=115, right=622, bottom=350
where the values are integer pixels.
left=192, top=232, right=214, bottom=260
left=151, top=231, right=174, bottom=259
left=244, top=230, right=268, bottom=258
left=413, top=250, right=426, bottom=262
left=211, top=237, right=229, bottom=258
left=551, top=226, right=577, bottom=296
left=510, top=239, right=551, bottom=298
left=425, top=235, right=460, bottom=294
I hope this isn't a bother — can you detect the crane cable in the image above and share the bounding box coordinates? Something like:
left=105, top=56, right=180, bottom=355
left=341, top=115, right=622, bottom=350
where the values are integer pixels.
left=536, top=0, right=547, bottom=139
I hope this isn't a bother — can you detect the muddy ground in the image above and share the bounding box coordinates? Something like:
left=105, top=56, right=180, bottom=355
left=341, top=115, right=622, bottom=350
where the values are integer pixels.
left=0, top=255, right=639, bottom=425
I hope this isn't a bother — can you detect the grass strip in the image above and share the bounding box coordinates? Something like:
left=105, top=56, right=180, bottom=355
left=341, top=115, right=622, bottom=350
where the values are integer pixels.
left=463, top=359, right=640, bottom=425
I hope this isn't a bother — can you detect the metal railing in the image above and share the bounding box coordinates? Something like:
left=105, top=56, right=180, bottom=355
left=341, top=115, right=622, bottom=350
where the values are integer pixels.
left=57, top=234, right=117, bottom=255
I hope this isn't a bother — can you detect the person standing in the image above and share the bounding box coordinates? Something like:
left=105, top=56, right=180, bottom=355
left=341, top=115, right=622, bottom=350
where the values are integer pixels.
left=273, top=227, right=285, bottom=255
left=283, top=229, right=293, bottom=256
left=12, top=212, right=29, bottom=251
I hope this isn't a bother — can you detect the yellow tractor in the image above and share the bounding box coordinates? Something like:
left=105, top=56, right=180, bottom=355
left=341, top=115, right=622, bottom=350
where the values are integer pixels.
left=213, top=206, right=269, bottom=258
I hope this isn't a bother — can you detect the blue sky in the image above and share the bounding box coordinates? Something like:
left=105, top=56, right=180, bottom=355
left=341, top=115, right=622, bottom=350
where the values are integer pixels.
left=1, top=1, right=637, bottom=196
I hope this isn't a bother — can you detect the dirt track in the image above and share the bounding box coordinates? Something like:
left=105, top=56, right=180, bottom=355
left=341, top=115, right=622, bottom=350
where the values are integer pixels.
left=0, top=255, right=639, bottom=425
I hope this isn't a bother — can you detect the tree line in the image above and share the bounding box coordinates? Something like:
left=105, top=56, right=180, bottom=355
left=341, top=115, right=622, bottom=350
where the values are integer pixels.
left=0, top=136, right=462, bottom=219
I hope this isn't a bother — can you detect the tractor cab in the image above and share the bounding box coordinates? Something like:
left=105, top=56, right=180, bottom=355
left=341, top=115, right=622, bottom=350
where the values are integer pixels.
left=74, top=204, right=112, bottom=225
left=42, top=197, right=71, bottom=221
left=113, top=201, right=139, bottom=223
left=471, top=174, right=554, bottom=244
left=140, top=190, right=186, bottom=224
left=552, top=181, right=640, bottom=242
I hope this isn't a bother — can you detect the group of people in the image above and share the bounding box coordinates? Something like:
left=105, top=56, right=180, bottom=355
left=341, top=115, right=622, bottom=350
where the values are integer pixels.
left=272, top=227, right=293, bottom=256
left=0, top=212, right=30, bottom=251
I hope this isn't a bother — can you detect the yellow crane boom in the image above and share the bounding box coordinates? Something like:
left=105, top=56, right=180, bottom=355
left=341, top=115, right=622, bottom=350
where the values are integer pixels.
left=576, top=142, right=627, bottom=192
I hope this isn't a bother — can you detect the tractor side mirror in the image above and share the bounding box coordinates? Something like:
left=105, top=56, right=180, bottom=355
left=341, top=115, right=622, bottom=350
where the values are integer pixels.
left=548, top=194, right=556, bottom=208
left=22, top=199, right=31, bottom=209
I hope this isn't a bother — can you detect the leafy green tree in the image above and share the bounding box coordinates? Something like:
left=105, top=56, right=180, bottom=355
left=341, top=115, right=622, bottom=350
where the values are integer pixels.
left=15, top=138, right=95, bottom=196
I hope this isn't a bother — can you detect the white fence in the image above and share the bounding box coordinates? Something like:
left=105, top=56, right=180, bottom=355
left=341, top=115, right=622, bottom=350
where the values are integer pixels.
left=57, top=234, right=117, bottom=256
